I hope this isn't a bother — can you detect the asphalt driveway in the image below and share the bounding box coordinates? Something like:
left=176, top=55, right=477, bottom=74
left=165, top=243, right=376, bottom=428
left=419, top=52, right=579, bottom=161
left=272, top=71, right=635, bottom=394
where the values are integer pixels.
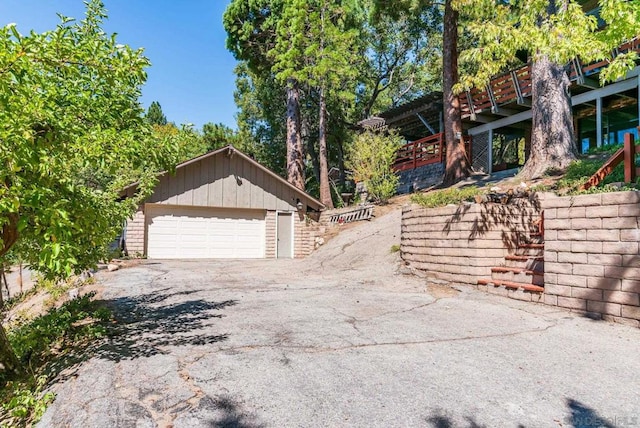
left=40, top=210, right=640, bottom=427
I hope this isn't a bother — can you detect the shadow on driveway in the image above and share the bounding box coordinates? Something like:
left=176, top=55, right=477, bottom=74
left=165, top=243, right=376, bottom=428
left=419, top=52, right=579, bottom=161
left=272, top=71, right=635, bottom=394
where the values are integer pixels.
left=49, top=287, right=235, bottom=380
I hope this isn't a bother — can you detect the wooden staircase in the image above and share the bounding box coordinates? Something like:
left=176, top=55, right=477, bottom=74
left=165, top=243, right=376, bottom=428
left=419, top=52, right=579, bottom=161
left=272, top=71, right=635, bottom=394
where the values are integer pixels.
left=478, top=223, right=545, bottom=294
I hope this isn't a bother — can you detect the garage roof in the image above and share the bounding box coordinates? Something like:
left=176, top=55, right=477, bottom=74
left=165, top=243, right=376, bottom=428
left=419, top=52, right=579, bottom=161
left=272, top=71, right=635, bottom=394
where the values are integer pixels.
left=122, top=145, right=325, bottom=212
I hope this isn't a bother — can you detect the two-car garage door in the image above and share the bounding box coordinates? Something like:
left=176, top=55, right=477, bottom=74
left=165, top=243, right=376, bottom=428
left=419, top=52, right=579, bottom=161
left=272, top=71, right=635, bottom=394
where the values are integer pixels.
left=146, top=205, right=266, bottom=259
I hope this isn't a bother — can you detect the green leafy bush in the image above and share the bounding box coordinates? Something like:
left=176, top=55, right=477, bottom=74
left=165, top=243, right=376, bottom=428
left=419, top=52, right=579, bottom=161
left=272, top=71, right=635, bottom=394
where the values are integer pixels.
left=1, top=292, right=112, bottom=426
left=411, top=186, right=482, bottom=208
left=1, top=376, right=54, bottom=428
left=347, top=131, right=403, bottom=204
left=585, top=143, right=623, bottom=155
left=7, top=293, right=110, bottom=370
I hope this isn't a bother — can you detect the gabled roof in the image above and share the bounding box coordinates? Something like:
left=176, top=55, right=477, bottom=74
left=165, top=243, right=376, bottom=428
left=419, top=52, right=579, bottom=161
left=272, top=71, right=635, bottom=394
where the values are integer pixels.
left=122, top=145, right=325, bottom=211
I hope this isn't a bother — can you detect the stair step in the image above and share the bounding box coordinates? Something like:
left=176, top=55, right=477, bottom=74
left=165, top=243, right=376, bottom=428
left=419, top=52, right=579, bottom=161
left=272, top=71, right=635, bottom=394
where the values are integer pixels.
left=491, top=266, right=544, bottom=286
left=491, top=266, right=543, bottom=276
left=520, top=235, right=544, bottom=245
left=477, top=278, right=545, bottom=293
left=515, top=248, right=545, bottom=257
left=519, top=243, right=544, bottom=249
left=505, top=255, right=543, bottom=261
left=505, top=256, right=544, bottom=272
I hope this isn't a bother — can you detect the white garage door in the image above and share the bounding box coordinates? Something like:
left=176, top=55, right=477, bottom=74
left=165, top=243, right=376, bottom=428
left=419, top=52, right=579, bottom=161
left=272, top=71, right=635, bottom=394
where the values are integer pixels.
left=146, top=205, right=266, bottom=259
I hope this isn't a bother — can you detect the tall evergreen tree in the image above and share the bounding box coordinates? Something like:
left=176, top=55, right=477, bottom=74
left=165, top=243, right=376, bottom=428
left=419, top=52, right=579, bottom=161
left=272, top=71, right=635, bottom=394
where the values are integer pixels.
left=146, top=101, right=168, bottom=126
left=224, top=0, right=306, bottom=191
left=375, top=0, right=471, bottom=186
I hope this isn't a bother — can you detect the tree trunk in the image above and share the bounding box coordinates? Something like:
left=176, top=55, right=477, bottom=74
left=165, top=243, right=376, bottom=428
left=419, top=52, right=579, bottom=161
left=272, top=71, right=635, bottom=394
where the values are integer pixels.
left=300, top=115, right=319, bottom=183
left=0, top=213, right=19, bottom=258
left=519, top=55, right=576, bottom=179
left=0, top=322, right=22, bottom=379
left=442, top=0, right=470, bottom=186
left=285, top=78, right=305, bottom=190
left=318, top=87, right=334, bottom=209
left=336, top=139, right=346, bottom=189
left=307, top=139, right=320, bottom=184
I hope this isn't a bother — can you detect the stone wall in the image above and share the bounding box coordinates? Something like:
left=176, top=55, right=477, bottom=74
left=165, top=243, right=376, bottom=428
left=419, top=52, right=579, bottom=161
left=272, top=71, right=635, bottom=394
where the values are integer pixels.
left=397, top=162, right=444, bottom=194
left=542, top=191, right=640, bottom=327
left=401, top=201, right=541, bottom=285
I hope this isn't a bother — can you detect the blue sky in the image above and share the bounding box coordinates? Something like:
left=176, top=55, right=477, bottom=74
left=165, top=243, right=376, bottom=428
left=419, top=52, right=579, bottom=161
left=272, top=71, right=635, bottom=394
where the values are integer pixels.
left=0, top=0, right=238, bottom=130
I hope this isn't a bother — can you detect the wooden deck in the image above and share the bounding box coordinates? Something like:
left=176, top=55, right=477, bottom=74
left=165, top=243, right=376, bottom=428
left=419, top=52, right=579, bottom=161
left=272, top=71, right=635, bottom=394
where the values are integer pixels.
left=459, top=38, right=640, bottom=120
left=394, top=133, right=472, bottom=172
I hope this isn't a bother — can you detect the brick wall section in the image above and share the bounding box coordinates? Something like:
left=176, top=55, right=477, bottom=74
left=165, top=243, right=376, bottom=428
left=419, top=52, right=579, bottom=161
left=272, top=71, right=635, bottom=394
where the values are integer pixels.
left=401, top=201, right=540, bottom=286
left=125, top=205, right=145, bottom=256
left=542, top=191, right=640, bottom=327
left=294, top=213, right=320, bottom=258
left=265, top=211, right=277, bottom=258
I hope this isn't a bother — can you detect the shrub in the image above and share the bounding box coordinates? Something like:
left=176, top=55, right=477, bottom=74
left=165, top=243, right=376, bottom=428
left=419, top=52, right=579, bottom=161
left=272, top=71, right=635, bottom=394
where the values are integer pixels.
left=346, top=131, right=403, bottom=204
left=556, top=157, right=639, bottom=194
left=1, top=292, right=112, bottom=426
left=7, top=293, right=110, bottom=370
left=1, top=376, right=54, bottom=428
left=411, top=186, right=482, bottom=208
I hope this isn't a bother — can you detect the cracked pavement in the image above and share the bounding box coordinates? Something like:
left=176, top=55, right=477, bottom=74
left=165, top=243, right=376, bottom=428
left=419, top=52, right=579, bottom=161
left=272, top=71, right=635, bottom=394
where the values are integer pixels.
left=39, top=210, right=640, bottom=427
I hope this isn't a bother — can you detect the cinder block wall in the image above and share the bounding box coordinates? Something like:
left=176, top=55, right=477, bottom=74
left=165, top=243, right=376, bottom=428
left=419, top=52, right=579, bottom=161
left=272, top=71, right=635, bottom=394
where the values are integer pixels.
left=294, top=212, right=318, bottom=258
left=542, top=191, right=640, bottom=327
left=267, top=211, right=320, bottom=259
left=265, top=211, right=277, bottom=258
left=125, top=205, right=145, bottom=256
left=401, top=201, right=541, bottom=285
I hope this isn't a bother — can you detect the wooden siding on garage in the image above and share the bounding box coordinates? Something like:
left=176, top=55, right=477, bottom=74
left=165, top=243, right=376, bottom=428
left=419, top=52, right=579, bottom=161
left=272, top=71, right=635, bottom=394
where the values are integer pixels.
left=147, top=152, right=300, bottom=212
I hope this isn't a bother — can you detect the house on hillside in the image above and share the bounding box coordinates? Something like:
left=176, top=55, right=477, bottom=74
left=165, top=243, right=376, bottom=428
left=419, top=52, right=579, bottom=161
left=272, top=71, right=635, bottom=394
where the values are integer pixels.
left=120, top=146, right=324, bottom=260
left=363, top=33, right=640, bottom=194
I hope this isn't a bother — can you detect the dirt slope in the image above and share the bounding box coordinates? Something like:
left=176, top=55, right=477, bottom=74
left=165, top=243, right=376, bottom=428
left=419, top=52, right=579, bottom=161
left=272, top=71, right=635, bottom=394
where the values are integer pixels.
left=301, top=207, right=408, bottom=285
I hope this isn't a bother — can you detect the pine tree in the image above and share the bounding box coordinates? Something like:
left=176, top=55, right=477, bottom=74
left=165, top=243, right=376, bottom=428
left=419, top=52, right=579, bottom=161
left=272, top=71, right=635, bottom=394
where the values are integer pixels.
left=146, top=101, right=168, bottom=126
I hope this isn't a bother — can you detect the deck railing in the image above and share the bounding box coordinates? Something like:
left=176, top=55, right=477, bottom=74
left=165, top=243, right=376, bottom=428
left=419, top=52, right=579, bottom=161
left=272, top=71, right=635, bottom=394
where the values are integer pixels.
left=459, top=38, right=640, bottom=120
left=394, top=133, right=472, bottom=172
left=581, top=130, right=640, bottom=190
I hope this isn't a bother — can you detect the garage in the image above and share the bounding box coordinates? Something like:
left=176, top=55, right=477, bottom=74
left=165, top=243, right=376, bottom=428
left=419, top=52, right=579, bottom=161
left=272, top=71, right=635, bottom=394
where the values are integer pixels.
left=146, top=205, right=266, bottom=259
left=122, top=146, right=324, bottom=259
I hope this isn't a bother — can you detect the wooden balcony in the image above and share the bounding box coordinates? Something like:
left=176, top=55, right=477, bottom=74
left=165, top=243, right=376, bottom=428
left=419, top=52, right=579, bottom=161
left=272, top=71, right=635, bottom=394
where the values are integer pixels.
left=459, top=38, right=640, bottom=120
left=394, top=133, right=472, bottom=172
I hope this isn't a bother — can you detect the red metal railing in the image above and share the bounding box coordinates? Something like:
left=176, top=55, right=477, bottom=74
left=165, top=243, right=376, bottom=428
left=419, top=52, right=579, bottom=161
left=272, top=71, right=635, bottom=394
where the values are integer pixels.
left=580, top=130, right=640, bottom=190
left=459, top=38, right=640, bottom=120
left=394, top=133, right=472, bottom=172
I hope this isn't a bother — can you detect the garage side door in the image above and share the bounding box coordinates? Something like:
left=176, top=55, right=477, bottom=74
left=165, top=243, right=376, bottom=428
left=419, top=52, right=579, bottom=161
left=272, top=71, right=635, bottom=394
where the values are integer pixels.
left=146, top=205, right=266, bottom=259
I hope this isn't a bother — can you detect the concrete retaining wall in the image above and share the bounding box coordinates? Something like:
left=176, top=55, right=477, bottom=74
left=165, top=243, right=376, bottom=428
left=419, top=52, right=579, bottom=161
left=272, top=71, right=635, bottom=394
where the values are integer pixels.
left=542, top=191, right=640, bottom=327
left=401, top=200, right=541, bottom=285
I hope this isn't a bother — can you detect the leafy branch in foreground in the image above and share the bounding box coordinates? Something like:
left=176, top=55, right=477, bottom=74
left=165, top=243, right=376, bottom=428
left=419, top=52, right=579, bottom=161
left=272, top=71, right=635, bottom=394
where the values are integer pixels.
left=0, top=0, right=179, bottom=382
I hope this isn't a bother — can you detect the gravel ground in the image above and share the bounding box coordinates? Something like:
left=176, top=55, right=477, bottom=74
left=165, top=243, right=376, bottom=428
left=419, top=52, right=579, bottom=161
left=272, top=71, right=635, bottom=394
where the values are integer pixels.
left=39, top=209, right=640, bottom=428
